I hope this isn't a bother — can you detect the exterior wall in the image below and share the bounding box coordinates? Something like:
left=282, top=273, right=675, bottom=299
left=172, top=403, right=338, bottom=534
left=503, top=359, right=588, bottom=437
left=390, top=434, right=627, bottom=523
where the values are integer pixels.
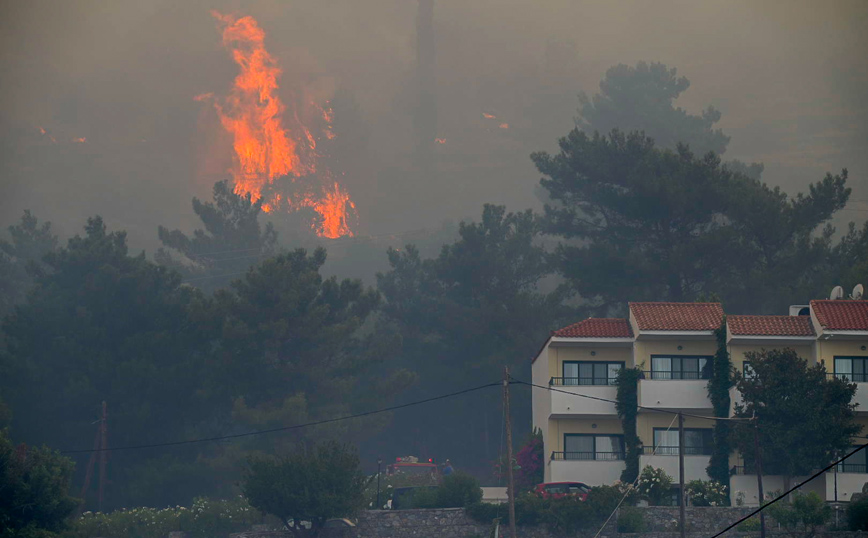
left=637, top=414, right=712, bottom=448
left=633, top=340, right=717, bottom=371
left=551, top=345, right=634, bottom=377
left=639, top=453, right=711, bottom=483
left=826, top=471, right=868, bottom=502
left=533, top=344, right=552, bottom=480
left=729, top=343, right=815, bottom=372
left=638, top=379, right=712, bottom=411
left=551, top=384, right=618, bottom=417
left=550, top=417, right=624, bottom=451
left=637, top=414, right=713, bottom=483
left=816, top=340, right=868, bottom=371
left=550, top=458, right=625, bottom=485
left=730, top=474, right=825, bottom=507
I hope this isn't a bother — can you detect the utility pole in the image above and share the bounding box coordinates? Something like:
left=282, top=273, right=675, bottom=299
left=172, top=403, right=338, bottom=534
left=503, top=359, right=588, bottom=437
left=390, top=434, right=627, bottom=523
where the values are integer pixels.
left=678, top=412, right=686, bottom=538
left=753, top=416, right=766, bottom=538
left=503, top=366, right=517, bottom=538
left=98, top=401, right=108, bottom=513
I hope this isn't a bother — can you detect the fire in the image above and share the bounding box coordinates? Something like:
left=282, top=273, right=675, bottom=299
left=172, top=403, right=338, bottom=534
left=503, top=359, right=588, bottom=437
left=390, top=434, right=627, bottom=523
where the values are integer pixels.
left=498, top=123, right=509, bottom=129
left=435, top=138, right=446, bottom=144
left=72, top=137, right=87, bottom=143
left=482, top=113, right=496, bottom=119
left=206, top=12, right=355, bottom=237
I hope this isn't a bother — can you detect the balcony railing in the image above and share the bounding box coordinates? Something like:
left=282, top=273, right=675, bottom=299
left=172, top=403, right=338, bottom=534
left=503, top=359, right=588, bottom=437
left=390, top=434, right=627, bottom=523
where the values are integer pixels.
left=733, top=463, right=868, bottom=475
left=643, top=371, right=711, bottom=381
left=551, top=451, right=625, bottom=461
left=828, top=373, right=868, bottom=383
left=550, top=377, right=617, bottom=387
left=642, top=445, right=713, bottom=456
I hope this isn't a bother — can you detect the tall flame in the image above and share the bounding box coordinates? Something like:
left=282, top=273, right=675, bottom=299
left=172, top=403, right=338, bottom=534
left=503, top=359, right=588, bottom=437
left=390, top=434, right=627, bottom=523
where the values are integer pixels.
left=207, top=12, right=355, bottom=238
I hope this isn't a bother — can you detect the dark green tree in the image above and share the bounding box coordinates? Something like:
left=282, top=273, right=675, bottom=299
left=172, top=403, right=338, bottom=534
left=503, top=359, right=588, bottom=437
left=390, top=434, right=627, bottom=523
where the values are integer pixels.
left=243, top=442, right=368, bottom=537
left=578, top=61, right=730, bottom=156
left=533, top=129, right=850, bottom=314
left=377, top=204, right=564, bottom=474
left=0, top=211, right=58, bottom=320
left=0, top=217, right=211, bottom=509
left=732, top=349, right=859, bottom=488
left=0, top=429, right=78, bottom=538
left=615, top=367, right=642, bottom=483
left=156, top=180, right=278, bottom=290
left=832, top=221, right=868, bottom=289
left=706, top=318, right=733, bottom=491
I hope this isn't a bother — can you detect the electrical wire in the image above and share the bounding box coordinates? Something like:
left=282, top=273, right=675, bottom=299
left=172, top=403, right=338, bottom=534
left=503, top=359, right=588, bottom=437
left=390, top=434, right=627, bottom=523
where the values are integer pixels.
left=60, top=381, right=501, bottom=455
left=709, top=442, right=868, bottom=538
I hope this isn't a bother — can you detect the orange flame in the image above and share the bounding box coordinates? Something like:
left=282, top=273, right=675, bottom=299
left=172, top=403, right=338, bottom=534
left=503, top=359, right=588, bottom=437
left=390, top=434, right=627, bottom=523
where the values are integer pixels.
left=72, top=137, right=87, bottom=143
left=207, top=12, right=355, bottom=237
left=498, top=123, right=509, bottom=129
left=482, top=113, right=496, bottom=119
left=435, top=138, right=446, bottom=144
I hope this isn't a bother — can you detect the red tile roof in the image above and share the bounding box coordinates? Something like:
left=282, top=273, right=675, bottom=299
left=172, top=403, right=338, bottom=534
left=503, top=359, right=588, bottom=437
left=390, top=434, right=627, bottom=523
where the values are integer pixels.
left=811, top=300, right=868, bottom=331
left=728, top=315, right=815, bottom=337
left=552, top=318, right=633, bottom=338
left=629, top=302, right=723, bottom=331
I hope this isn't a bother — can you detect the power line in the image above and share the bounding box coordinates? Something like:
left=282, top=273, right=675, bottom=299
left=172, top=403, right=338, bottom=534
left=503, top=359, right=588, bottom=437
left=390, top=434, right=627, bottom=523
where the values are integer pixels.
left=509, top=377, right=753, bottom=423
left=60, top=381, right=500, bottom=455
left=709, top=442, right=868, bottom=538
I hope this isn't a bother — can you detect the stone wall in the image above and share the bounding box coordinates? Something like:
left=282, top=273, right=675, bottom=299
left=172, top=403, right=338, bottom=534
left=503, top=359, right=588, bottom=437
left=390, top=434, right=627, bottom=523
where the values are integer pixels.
left=229, top=507, right=867, bottom=538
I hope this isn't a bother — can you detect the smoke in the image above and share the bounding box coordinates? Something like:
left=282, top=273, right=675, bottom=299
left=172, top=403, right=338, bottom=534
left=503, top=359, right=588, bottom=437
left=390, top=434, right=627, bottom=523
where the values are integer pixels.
left=1, top=0, right=866, bottom=251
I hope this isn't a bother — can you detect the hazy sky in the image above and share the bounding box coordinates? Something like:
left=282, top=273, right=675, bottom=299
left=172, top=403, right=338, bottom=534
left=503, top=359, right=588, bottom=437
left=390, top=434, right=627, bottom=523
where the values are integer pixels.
left=1, top=0, right=866, bottom=252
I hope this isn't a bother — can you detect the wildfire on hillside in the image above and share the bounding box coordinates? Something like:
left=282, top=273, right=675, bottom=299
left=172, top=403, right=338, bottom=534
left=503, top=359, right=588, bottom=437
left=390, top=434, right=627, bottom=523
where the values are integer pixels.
left=203, top=11, right=356, bottom=239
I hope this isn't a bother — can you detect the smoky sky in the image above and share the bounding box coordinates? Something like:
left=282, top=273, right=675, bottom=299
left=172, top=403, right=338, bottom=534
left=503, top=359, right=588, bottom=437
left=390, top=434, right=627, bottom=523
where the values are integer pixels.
left=1, top=0, right=866, bottom=254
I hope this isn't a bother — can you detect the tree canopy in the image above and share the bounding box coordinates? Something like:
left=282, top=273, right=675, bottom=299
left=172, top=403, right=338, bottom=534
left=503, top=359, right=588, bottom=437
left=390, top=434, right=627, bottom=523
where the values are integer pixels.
left=533, top=129, right=850, bottom=314
left=578, top=61, right=730, bottom=156
left=732, top=348, right=859, bottom=479
left=156, top=180, right=278, bottom=290
left=243, top=441, right=368, bottom=537
left=0, top=211, right=57, bottom=320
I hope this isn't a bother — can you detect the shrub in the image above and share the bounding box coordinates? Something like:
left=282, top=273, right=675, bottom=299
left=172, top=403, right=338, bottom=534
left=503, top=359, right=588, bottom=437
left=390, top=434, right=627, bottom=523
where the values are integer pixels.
left=617, top=507, right=645, bottom=533
left=637, top=466, right=673, bottom=506
left=848, top=496, right=868, bottom=531
left=686, top=479, right=728, bottom=506
left=63, top=497, right=261, bottom=538
left=436, top=471, right=483, bottom=507
left=543, top=496, right=594, bottom=534
left=766, top=492, right=831, bottom=537
left=737, top=516, right=761, bottom=532
left=585, top=482, right=637, bottom=520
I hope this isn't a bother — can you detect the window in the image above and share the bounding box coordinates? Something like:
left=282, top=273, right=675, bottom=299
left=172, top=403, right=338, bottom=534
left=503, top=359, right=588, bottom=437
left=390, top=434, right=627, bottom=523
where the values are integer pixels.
left=650, top=356, right=711, bottom=380
left=838, top=446, right=867, bottom=473
left=743, top=361, right=755, bottom=379
left=652, top=428, right=713, bottom=455
left=563, top=434, right=625, bottom=461
left=834, top=357, right=868, bottom=383
left=562, top=361, right=624, bottom=386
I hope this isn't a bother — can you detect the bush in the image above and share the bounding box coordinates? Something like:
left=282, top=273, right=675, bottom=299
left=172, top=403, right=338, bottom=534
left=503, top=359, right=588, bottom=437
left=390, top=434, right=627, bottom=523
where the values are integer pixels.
left=737, top=516, right=761, bottom=532
left=637, top=466, right=673, bottom=506
left=686, top=479, right=728, bottom=507
left=585, top=482, right=637, bottom=520
left=436, top=472, right=483, bottom=507
left=63, top=497, right=262, bottom=538
left=617, top=507, right=645, bottom=533
left=766, top=492, right=831, bottom=537
left=848, top=496, right=868, bottom=531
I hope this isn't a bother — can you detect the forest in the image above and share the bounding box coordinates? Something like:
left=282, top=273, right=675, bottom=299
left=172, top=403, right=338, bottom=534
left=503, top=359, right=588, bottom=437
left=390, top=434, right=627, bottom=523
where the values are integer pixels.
left=1, top=61, right=866, bottom=512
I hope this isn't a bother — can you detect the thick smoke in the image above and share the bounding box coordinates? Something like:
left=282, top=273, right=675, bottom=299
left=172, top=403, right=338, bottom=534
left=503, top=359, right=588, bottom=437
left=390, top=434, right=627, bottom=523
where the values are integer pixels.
left=1, top=0, right=866, bottom=253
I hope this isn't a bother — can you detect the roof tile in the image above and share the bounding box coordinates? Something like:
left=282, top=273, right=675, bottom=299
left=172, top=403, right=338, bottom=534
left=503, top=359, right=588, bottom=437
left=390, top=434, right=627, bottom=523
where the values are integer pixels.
left=811, top=300, right=868, bottom=331
left=629, top=302, right=723, bottom=331
left=552, top=318, right=633, bottom=338
left=728, top=315, right=814, bottom=337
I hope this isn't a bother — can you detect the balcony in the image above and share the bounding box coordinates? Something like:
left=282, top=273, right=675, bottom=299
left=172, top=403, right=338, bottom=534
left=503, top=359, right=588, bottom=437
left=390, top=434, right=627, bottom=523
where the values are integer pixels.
left=549, top=378, right=618, bottom=417
left=638, top=373, right=712, bottom=412
left=549, top=451, right=625, bottom=486
left=639, top=446, right=711, bottom=482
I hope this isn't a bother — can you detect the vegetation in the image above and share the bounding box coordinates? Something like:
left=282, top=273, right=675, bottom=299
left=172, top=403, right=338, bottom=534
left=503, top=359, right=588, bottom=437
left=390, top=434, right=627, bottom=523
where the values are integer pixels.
left=637, top=466, right=673, bottom=506
left=732, top=349, right=859, bottom=485
left=765, top=492, right=831, bottom=537
left=63, top=497, right=263, bottom=538
left=706, top=318, right=733, bottom=490
left=1, top=429, right=78, bottom=538
left=405, top=471, right=482, bottom=509
left=685, top=479, right=728, bottom=507
left=614, top=367, right=642, bottom=483
left=616, top=507, right=646, bottom=533
left=533, top=129, right=849, bottom=314
left=847, top=495, right=868, bottom=531
left=242, top=442, right=369, bottom=537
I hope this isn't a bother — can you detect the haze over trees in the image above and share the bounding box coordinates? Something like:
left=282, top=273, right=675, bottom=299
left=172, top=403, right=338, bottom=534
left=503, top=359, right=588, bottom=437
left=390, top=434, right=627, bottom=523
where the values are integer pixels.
left=0, top=58, right=864, bottom=512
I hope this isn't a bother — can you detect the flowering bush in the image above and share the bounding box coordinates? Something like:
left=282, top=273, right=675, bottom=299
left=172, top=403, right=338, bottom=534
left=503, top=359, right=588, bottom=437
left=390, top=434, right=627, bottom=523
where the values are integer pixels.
left=63, top=496, right=264, bottom=538
left=637, top=465, right=673, bottom=506
left=685, top=479, right=728, bottom=506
